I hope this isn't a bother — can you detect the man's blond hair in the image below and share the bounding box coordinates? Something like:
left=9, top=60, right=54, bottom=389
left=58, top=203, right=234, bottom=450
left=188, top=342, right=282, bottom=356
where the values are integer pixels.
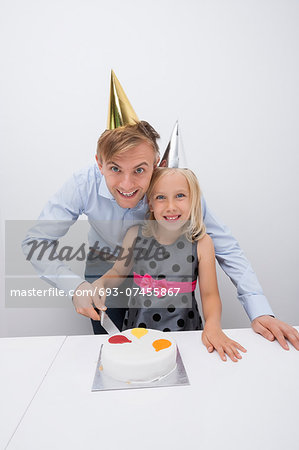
left=97, top=121, right=160, bottom=163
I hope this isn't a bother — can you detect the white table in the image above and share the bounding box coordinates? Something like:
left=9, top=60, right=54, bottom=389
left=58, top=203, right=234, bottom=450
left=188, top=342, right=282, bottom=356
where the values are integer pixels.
left=2, top=328, right=299, bottom=450
left=0, top=335, right=66, bottom=450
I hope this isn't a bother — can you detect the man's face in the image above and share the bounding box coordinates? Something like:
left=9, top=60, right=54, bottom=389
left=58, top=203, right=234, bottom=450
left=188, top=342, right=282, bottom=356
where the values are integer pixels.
left=97, top=142, right=158, bottom=209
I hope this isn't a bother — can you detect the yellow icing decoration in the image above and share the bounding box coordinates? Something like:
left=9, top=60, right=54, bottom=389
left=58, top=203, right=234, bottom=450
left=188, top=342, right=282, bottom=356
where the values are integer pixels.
left=131, top=328, right=148, bottom=339
left=152, top=339, right=172, bottom=352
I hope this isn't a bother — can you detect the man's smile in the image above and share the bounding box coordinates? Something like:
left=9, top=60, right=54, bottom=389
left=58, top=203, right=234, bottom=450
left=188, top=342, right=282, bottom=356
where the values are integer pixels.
left=116, top=189, right=139, bottom=198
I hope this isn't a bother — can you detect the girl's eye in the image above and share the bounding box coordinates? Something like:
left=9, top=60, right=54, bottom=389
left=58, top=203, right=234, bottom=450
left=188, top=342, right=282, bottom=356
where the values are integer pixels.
left=177, top=193, right=185, bottom=198
left=111, top=166, right=119, bottom=173
left=135, top=167, right=144, bottom=174
left=156, top=195, right=165, bottom=200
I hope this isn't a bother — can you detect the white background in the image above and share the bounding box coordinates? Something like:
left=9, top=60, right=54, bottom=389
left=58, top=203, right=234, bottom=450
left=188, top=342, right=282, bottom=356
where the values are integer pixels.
left=0, top=0, right=298, bottom=337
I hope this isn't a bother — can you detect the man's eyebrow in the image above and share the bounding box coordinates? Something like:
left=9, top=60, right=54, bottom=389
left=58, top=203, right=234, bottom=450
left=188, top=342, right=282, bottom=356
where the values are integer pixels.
left=107, top=161, right=150, bottom=168
left=133, top=161, right=149, bottom=168
left=106, top=161, right=120, bottom=167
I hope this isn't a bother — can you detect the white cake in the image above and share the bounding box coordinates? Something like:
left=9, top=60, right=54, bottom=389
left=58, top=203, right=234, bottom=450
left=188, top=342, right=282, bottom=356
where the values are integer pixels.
left=101, top=328, right=177, bottom=383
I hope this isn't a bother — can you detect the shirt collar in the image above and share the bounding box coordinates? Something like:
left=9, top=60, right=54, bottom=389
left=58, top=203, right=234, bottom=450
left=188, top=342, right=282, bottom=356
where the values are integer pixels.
left=133, top=193, right=148, bottom=211
left=98, top=173, right=115, bottom=200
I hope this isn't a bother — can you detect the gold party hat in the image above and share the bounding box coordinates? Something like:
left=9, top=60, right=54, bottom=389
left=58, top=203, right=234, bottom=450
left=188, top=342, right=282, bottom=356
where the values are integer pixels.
left=159, top=121, right=187, bottom=168
left=107, top=70, right=139, bottom=129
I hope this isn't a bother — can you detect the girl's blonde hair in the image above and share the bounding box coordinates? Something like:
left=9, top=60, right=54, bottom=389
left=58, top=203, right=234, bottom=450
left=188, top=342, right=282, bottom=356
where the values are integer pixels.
left=143, top=167, right=206, bottom=242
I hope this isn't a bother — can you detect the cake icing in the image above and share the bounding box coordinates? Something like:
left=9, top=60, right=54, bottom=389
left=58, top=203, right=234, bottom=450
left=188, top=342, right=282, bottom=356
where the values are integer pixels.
left=101, top=328, right=177, bottom=382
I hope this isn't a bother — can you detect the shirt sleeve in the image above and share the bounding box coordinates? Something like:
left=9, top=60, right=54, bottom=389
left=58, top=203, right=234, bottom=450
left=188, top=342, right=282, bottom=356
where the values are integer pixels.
left=201, top=195, right=274, bottom=321
left=22, top=173, right=87, bottom=299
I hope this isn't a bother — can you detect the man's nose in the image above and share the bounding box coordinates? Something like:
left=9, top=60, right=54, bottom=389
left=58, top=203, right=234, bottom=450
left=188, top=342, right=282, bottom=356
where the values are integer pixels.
left=120, top=173, right=134, bottom=190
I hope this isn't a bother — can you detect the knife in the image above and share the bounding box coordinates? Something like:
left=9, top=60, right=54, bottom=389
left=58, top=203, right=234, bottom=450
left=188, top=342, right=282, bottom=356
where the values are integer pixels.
left=100, top=310, right=120, bottom=335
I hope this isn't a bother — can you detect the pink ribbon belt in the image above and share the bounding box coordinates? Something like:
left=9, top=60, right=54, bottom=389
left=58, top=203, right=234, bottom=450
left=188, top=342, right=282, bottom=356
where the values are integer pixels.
left=133, top=272, right=197, bottom=298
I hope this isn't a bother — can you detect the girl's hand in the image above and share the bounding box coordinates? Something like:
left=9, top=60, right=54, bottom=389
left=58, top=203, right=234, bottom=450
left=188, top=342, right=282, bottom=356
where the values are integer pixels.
left=202, top=324, right=247, bottom=362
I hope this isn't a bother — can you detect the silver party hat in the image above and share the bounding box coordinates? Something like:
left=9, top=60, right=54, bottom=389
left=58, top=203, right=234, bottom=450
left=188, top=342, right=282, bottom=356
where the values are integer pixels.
left=159, top=121, right=187, bottom=168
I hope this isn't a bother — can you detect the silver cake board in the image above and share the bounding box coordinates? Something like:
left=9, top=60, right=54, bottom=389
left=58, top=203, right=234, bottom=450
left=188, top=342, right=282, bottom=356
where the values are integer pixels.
left=91, top=345, right=190, bottom=392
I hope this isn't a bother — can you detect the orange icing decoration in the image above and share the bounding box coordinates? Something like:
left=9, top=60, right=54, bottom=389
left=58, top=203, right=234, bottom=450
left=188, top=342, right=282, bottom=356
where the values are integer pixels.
left=152, top=339, right=172, bottom=352
left=131, top=328, right=148, bottom=339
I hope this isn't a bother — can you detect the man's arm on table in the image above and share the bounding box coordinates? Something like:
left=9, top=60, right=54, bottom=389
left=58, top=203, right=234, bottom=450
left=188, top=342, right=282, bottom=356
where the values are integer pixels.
left=202, top=196, right=299, bottom=350
left=22, top=172, right=101, bottom=321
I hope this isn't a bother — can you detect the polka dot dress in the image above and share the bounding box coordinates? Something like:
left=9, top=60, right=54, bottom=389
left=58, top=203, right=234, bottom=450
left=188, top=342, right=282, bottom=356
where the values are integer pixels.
left=122, top=226, right=203, bottom=332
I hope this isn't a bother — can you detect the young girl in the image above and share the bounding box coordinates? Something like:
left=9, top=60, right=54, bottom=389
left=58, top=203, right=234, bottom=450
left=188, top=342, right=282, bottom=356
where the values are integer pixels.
left=95, top=168, right=246, bottom=362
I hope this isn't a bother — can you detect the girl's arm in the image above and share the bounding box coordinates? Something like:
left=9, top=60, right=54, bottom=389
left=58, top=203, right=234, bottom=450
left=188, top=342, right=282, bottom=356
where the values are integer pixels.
left=197, top=235, right=247, bottom=362
left=91, top=225, right=139, bottom=310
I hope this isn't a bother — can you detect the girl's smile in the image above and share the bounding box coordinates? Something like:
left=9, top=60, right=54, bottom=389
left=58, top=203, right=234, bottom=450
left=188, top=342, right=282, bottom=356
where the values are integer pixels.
left=163, top=215, right=181, bottom=221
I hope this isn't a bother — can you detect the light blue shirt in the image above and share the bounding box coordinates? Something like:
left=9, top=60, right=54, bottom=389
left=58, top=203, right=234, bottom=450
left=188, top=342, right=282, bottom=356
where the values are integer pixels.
left=22, top=163, right=274, bottom=321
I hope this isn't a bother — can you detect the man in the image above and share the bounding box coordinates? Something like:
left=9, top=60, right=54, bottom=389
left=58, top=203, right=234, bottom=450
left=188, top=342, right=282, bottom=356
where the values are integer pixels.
left=22, top=72, right=299, bottom=349
left=22, top=120, right=299, bottom=349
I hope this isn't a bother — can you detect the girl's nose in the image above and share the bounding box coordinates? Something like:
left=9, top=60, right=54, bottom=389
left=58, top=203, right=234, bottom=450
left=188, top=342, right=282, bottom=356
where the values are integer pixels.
left=166, top=199, right=176, bottom=211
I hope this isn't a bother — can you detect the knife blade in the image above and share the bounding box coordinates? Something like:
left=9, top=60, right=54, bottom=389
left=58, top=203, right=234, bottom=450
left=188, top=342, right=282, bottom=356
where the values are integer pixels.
left=100, top=311, right=120, bottom=335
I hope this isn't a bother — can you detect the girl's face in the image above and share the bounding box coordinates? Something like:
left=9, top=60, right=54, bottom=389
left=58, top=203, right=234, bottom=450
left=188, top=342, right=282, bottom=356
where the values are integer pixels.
left=149, top=172, right=191, bottom=230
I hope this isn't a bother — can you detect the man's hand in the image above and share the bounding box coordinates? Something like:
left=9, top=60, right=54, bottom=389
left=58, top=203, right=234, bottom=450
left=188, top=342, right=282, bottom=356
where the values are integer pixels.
left=251, top=315, right=299, bottom=350
left=72, top=281, right=107, bottom=321
left=91, top=278, right=107, bottom=310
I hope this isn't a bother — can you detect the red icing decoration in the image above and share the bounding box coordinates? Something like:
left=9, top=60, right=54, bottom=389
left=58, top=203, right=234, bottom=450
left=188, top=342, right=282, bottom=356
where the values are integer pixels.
left=108, top=335, right=132, bottom=344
